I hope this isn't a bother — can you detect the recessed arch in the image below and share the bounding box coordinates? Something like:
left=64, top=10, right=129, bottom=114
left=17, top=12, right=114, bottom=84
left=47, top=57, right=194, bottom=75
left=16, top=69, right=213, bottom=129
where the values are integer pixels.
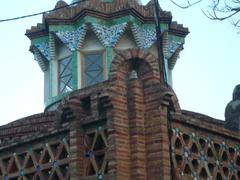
left=109, top=49, right=160, bottom=83
left=109, top=48, right=181, bottom=112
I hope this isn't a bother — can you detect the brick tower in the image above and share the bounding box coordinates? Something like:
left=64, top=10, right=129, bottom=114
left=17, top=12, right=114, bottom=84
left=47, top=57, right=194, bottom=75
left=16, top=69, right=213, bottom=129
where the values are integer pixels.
left=1, top=0, right=240, bottom=180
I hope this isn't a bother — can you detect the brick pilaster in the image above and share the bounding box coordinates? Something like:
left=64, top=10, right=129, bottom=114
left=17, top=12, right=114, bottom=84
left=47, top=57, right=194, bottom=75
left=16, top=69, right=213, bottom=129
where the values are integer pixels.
left=109, top=72, right=131, bottom=180
left=69, top=118, right=84, bottom=180
left=127, top=79, right=147, bottom=180
left=144, top=85, right=172, bottom=180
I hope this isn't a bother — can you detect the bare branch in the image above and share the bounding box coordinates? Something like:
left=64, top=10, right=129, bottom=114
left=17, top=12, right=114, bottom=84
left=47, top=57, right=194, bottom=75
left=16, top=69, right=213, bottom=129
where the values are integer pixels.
left=170, top=0, right=240, bottom=30
left=203, top=1, right=240, bottom=21
left=169, top=0, right=202, bottom=9
left=232, top=16, right=240, bottom=27
left=203, top=8, right=240, bottom=21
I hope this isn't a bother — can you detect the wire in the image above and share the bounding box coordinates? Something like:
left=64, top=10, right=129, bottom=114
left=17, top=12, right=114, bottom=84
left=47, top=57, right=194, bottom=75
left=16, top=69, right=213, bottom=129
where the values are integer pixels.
left=0, top=0, right=84, bottom=23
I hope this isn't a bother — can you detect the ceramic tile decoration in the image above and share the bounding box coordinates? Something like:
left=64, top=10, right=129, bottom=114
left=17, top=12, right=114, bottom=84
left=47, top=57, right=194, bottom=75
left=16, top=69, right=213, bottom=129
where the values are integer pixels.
left=131, top=24, right=157, bottom=49
left=91, top=23, right=127, bottom=47
left=56, top=25, right=87, bottom=51
left=166, top=39, right=182, bottom=59
left=34, top=42, right=50, bottom=61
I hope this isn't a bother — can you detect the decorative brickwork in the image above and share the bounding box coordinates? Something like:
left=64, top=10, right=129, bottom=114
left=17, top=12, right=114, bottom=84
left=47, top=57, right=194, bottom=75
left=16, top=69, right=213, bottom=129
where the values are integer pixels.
left=26, top=0, right=189, bottom=111
left=170, top=110, right=240, bottom=180
left=107, top=48, right=175, bottom=179
left=4, top=2, right=240, bottom=179
left=1, top=45, right=240, bottom=180
left=0, top=133, right=70, bottom=180
left=84, top=127, right=108, bottom=178
left=0, top=112, right=56, bottom=146
left=26, top=0, right=188, bottom=39
left=172, top=127, right=240, bottom=179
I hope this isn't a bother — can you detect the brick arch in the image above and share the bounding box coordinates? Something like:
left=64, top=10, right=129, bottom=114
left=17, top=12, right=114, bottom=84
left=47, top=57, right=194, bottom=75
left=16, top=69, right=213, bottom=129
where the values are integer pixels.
left=109, top=48, right=181, bottom=111
left=109, top=49, right=160, bottom=82
left=108, top=48, right=181, bottom=179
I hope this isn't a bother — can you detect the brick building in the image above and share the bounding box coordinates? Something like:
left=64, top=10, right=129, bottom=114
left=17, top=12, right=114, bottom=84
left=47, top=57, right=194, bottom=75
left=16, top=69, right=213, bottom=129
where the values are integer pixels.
left=0, top=0, right=240, bottom=179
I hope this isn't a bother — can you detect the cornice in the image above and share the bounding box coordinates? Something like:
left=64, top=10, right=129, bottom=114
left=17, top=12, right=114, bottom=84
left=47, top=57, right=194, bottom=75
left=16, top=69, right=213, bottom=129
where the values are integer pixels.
left=26, top=0, right=189, bottom=39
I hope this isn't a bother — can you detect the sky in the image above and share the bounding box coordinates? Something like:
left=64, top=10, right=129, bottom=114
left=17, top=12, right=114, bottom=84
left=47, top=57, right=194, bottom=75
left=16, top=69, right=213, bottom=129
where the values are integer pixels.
left=0, top=0, right=239, bottom=125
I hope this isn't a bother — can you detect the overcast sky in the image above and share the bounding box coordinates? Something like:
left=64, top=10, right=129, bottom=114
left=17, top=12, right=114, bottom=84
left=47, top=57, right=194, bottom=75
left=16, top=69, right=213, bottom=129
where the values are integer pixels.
left=0, top=0, right=239, bottom=125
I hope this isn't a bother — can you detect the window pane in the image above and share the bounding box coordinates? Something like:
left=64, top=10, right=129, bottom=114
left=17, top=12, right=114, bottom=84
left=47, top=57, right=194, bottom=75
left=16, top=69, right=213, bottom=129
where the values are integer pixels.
left=59, top=56, right=73, bottom=93
left=60, top=57, right=72, bottom=76
left=84, top=53, right=103, bottom=86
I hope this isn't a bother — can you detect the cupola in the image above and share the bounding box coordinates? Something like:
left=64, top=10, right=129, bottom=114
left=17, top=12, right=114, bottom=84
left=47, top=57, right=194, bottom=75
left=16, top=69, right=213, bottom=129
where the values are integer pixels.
left=26, top=0, right=188, bottom=111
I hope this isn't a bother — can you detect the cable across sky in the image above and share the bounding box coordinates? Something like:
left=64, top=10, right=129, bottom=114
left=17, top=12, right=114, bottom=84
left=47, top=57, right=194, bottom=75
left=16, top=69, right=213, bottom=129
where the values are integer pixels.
left=0, top=0, right=83, bottom=23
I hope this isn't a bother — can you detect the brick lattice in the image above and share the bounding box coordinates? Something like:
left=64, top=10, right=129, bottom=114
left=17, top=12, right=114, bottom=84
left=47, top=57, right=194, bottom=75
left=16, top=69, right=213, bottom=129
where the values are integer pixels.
left=172, top=127, right=240, bottom=179
left=0, top=137, right=70, bottom=180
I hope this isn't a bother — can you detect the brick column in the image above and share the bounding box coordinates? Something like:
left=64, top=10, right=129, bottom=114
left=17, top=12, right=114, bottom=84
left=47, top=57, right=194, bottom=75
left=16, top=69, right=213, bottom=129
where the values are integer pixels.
left=127, top=78, right=147, bottom=180
left=69, top=117, right=84, bottom=180
left=108, top=73, right=131, bottom=180
left=144, top=85, right=172, bottom=180
left=66, top=99, right=86, bottom=180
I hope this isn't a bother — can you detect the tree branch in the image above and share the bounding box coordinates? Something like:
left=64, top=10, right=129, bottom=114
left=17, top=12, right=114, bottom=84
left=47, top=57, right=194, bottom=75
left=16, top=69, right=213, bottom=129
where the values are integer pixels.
left=202, top=0, right=240, bottom=27
left=170, top=0, right=240, bottom=29
left=169, top=0, right=202, bottom=9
